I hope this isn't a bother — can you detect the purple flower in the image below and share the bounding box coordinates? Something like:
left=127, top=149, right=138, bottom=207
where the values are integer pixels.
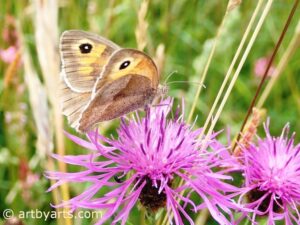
left=236, top=120, right=300, bottom=225
left=46, top=98, right=239, bottom=225
left=0, top=46, right=18, bottom=63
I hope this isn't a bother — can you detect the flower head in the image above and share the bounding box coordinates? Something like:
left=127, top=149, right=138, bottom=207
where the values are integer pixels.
left=0, top=46, right=18, bottom=64
left=237, top=120, right=300, bottom=224
left=1, top=15, right=20, bottom=65
left=47, top=98, right=239, bottom=225
left=254, top=56, right=276, bottom=78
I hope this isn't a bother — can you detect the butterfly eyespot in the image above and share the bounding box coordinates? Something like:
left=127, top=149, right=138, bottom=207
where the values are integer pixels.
left=79, top=43, right=93, bottom=54
left=119, top=60, right=131, bottom=70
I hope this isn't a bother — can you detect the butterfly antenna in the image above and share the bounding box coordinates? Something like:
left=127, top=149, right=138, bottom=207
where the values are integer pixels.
left=163, top=70, right=178, bottom=84
left=167, top=80, right=206, bottom=88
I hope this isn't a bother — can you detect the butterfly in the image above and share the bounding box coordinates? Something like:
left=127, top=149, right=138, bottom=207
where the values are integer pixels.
left=59, top=30, right=160, bottom=132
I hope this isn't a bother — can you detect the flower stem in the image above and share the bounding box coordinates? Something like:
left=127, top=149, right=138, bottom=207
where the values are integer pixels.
left=187, top=2, right=228, bottom=123
left=194, top=208, right=209, bottom=225
left=140, top=208, right=146, bottom=225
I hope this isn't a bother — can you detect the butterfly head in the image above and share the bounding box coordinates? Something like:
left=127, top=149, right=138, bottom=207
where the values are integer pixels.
left=157, top=84, right=169, bottom=96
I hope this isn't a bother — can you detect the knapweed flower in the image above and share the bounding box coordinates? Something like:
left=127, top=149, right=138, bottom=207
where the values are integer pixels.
left=46, top=98, right=239, bottom=225
left=254, top=56, right=276, bottom=78
left=1, top=15, right=20, bottom=65
left=0, top=46, right=18, bottom=63
left=236, top=120, right=300, bottom=225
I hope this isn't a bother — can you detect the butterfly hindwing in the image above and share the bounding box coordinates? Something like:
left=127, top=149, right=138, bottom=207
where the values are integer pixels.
left=59, top=75, right=91, bottom=129
left=79, top=75, right=156, bottom=132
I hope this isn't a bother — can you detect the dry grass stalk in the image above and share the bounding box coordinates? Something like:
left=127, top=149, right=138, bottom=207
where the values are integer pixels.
left=197, top=0, right=265, bottom=141
left=202, top=0, right=273, bottom=145
left=187, top=0, right=243, bottom=124
left=4, top=51, right=21, bottom=88
left=175, top=2, right=270, bottom=225
left=32, top=0, right=71, bottom=224
left=104, top=0, right=116, bottom=36
left=22, top=48, right=52, bottom=159
left=33, top=0, right=59, bottom=104
left=233, top=0, right=299, bottom=155
left=161, top=1, right=245, bottom=224
left=22, top=46, right=62, bottom=214
left=17, top=23, right=61, bottom=220
left=195, top=208, right=209, bottom=225
left=33, top=0, right=65, bottom=170
left=227, top=0, right=242, bottom=12
left=233, top=107, right=265, bottom=157
left=154, top=43, right=165, bottom=76
left=135, top=0, right=149, bottom=51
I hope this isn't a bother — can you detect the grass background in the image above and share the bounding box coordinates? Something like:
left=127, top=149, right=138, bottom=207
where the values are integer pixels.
left=0, top=0, right=300, bottom=224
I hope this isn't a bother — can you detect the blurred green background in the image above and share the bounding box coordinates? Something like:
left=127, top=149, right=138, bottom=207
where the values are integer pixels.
left=0, top=0, right=299, bottom=224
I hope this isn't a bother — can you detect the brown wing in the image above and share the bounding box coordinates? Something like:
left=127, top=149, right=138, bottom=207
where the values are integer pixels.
left=60, top=30, right=120, bottom=92
left=78, top=75, right=156, bottom=132
left=92, top=49, right=159, bottom=96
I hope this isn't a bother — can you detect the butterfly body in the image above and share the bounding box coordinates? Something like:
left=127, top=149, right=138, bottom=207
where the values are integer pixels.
left=60, top=30, right=159, bottom=132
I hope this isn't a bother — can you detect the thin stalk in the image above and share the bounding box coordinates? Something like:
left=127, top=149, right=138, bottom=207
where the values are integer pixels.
left=187, top=3, right=229, bottom=123
left=3, top=51, right=21, bottom=88
left=198, top=0, right=264, bottom=140
left=234, top=0, right=299, bottom=150
left=46, top=158, right=63, bottom=211
left=136, top=2, right=149, bottom=225
left=160, top=2, right=239, bottom=224
left=104, top=0, right=116, bottom=36
left=257, top=19, right=300, bottom=107
left=201, top=0, right=273, bottom=148
left=195, top=208, right=209, bottom=225
left=141, top=208, right=146, bottom=225
left=33, top=1, right=71, bottom=224
left=20, top=33, right=63, bottom=224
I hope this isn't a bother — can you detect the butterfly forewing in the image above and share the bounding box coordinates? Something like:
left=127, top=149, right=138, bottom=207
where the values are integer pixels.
left=60, top=30, right=120, bottom=92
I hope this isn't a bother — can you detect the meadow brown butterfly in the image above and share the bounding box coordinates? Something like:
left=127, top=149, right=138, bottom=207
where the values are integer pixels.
left=59, top=30, right=160, bottom=132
